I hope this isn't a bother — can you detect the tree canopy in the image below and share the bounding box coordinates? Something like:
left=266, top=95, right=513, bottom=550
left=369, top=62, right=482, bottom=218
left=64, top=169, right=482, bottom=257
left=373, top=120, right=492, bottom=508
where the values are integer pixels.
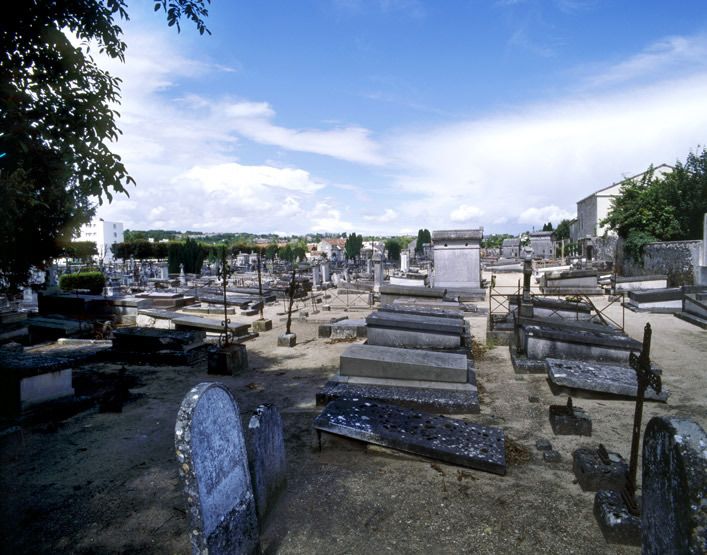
left=0, top=0, right=210, bottom=292
left=602, top=149, right=707, bottom=260
left=554, top=219, right=571, bottom=241
left=415, top=229, right=431, bottom=254
left=344, top=233, right=363, bottom=260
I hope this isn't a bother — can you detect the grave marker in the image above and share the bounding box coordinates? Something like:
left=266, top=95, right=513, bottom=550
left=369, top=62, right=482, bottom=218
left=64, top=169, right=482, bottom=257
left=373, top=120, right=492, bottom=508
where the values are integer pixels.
left=175, top=383, right=260, bottom=554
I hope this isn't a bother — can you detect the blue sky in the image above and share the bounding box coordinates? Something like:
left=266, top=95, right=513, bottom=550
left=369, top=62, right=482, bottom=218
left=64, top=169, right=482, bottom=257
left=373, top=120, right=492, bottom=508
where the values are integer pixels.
left=93, top=0, right=707, bottom=236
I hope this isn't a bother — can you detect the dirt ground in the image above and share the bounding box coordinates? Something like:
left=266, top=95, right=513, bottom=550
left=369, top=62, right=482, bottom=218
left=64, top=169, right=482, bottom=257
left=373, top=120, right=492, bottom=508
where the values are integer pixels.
left=1, top=271, right=705, bottom=554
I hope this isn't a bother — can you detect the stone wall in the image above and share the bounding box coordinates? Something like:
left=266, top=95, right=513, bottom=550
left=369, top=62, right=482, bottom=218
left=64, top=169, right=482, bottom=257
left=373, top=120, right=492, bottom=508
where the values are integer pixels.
left=620, top=240, right=701, bottom=286
left=593, top=235, right=618, bottom=263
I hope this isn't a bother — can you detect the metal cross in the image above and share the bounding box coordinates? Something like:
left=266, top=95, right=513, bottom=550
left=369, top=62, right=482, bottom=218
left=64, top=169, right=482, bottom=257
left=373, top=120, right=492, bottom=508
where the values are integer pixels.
left=217, top=247, right=232, bottom=347
left=623, top=322, right=662, bottom=515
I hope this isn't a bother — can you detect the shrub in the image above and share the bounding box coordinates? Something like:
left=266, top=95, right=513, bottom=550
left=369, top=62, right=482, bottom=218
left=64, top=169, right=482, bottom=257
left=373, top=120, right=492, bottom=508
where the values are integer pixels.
left=59, top=271, right=106, bottom=294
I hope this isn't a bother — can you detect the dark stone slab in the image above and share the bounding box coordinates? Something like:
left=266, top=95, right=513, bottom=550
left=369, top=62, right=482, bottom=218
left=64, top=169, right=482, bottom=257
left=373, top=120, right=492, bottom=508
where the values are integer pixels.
left=549, top=399, right=591, bottom=436
left=546, top=270, right=599, bottom=280
left=246, top=405, right=287, bottom=521
left=519, top=316, right=617, bottom=335
left=313, top=399, right=504, bottom=474
left=378, top=303, right=464, bottom=320
left=641, top=417, right=707, bottom=554
left=594, top=489, right=641, bottom=545
left=510, top=296, right=592, bottom=315
left=572, top=447, right=627, bottom=492
left=208, top=344, right=248, bottom=375
left=366, top=311, right=464, bottom=335
left=546, top=359, right=668, bottom=402
left=379, top=284, right=447, bottom=299
left=627, top=287, right=682, bottom=303
left=543, top=450, right=561, bottom=462
left=316, top=380, right=480, bottom=414
left=112, top=327, right=205, bottom=352
left=175, top=383, right=260, bottom=555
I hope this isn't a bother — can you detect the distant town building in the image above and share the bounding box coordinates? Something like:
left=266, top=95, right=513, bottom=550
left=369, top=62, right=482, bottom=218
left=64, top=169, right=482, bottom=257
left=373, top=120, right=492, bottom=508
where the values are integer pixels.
left=500, top=237, right=521, bottom=259
left=317, top=238, right=346, bottom=261
left=78, top=218, right=124, bottom=261
left=529, top=231, right=554, bottom=259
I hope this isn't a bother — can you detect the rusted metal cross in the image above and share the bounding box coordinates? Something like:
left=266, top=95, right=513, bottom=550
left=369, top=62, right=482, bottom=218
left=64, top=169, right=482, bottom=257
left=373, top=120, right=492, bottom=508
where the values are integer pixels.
left=623, top=322, right=662, bottom=515
left=217, top=247, right=232, bottom=347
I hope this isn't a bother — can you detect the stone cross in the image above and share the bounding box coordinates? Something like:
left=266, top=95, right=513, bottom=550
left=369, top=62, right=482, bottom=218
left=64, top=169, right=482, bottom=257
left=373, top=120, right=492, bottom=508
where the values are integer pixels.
left=175, top=383, right=260, bottom=554
left=624, top=322, right=662, bottom=514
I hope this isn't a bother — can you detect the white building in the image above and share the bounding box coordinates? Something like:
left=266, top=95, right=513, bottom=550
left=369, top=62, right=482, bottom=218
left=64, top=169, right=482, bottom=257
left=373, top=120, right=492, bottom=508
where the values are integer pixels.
left=78, top=218, right=124, bottom=261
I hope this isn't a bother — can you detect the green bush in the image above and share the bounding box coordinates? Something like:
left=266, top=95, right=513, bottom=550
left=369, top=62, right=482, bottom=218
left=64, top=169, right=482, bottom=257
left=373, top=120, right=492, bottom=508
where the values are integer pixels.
left=59, top=271, right=106, bottom=294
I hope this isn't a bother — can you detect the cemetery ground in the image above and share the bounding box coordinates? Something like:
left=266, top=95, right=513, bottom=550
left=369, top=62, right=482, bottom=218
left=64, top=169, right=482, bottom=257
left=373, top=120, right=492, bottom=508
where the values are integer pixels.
left=1, top=271, right=705, bottom=554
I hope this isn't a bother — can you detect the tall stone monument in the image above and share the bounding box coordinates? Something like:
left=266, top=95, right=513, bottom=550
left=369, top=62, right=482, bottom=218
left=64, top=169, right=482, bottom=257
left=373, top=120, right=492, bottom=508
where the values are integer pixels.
left=320, top=260, right=330, bottom=284
left=699, top=212, right=707, bottom=286
left=431, top=229, right=484, bottom=299
left=311, top=265, right=321, bottom=290
left=400, top=251, right=410, bottom=273
left=373, top=253, right=384, bottom=293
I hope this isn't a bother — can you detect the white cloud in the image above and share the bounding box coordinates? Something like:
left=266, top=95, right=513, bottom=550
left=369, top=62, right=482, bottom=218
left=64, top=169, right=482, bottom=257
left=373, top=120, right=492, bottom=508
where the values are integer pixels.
left=450, top=204, right=484, bottom=223
left=518, top=205, right=574, bottom=225
left=364, top=208, right=398, bottom=222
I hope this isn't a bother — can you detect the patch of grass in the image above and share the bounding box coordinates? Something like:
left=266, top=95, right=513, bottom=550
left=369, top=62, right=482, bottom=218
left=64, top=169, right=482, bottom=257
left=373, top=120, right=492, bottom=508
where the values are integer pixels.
left=471, top=338, right=495, bottom=359
left=504, top=436, right=531, bottom=465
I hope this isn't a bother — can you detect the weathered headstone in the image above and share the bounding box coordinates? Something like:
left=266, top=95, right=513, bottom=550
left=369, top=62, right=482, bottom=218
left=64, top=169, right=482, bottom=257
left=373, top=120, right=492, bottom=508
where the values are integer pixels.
left=246, top=405, right=287, bottom=520
left=400, top=251, right=409, bottom=272
left=320, top=260, right=330, bottom=284
left=311, top=265, right=321, bottom=289
left=641, top=416, right=706, bottom=554
left=175, top=383, right=260, bottom=554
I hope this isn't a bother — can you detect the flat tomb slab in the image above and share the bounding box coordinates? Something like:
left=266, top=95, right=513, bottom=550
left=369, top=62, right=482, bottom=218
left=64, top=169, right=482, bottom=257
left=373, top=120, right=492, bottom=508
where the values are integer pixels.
left=313, top=399, right=502, bottom=473
left=112, top=327, right=205, bottom=352
left=378, top=303, right=464, bottom=320
left=367, top=327, right=461, bottom=349
left=546, top=358, right=668, bottom=401
left=172, top=314, right=250, bottom=335
left=366, top=311, right=464, bottom=334
left=523, top=324, right=641, bottom=351
left=379, top=285, right=447, bottom=298
left=340, top=344, right=468, bottom=383
left=316, top=380, right=479, bottom=414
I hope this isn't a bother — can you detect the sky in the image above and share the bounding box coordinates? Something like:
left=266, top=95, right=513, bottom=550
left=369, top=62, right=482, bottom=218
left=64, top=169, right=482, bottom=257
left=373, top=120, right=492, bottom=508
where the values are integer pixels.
left=92, top=0, right=707, bottom=237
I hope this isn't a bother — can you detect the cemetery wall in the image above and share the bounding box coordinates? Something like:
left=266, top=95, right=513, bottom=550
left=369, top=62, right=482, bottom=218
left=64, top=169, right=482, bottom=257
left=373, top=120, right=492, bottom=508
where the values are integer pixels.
left=593, top=235, right=618, bottom=263
left=621, top=239, right=700, bottom=286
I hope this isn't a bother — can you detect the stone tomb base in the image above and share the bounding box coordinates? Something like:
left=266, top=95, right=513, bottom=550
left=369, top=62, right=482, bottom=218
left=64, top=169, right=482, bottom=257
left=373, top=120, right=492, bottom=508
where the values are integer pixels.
left=207, top=344, right=248, bottom=375
left=593, top=489, right=641, bottom=546
left=573, top=447, right=628, bottom=492
left=314, top=399, right=505, bottom=475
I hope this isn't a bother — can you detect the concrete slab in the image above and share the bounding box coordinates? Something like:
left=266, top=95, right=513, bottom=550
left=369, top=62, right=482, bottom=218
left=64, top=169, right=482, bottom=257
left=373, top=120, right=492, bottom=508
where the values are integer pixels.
left=340, top=344, right=468, bottom=383
left=547, top=358, right=669, bottom=401
left=367, top=327, right=461, bottom=349
left=377, top=303, right=464, bottom=320
left=313, top=399, right=502, bottom=473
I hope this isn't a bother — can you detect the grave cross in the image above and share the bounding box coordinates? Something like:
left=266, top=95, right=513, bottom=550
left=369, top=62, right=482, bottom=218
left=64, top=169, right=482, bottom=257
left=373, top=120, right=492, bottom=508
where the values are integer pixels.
left=217, top=247, right=233, bottom=347
left=623, top=322, right=662, bottom=515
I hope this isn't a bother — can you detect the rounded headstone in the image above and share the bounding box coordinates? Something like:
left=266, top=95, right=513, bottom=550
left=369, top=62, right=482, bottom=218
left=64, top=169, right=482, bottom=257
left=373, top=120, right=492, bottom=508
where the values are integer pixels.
left=175, top=383, right=259, bottom=554
left=641, top=416, right=706, bottom=555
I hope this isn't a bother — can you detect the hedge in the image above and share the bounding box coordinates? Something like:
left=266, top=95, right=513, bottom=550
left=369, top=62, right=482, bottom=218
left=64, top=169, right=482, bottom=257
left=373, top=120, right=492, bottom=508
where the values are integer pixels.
left=59, top=272, right=106, bottom=294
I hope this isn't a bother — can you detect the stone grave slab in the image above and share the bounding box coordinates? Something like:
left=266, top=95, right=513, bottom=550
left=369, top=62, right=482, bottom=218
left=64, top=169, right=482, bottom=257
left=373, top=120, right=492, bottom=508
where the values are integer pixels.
left=367, top=327, right=461, bottom=350
left=340, top=344, right=468, bottom=383
left=378, top=303, right=465, bottom=319
left=546, top=358, right=668, bottom=401
left=641, top=416, right=707, bottom=554
left=366, top=311, right=465, bottom=335
left=111, top=327, right=208, bottom=366
left=313, top=398, right=504, bottom=474
left=329, top=319, right=367, bottom=340
left=175, top=383, right=260, bottom=555
left=246, top=405, right=287, bottom=520
left=573, top=447, right=628, bottom=492
left=521, top=324, right=641, bottom=363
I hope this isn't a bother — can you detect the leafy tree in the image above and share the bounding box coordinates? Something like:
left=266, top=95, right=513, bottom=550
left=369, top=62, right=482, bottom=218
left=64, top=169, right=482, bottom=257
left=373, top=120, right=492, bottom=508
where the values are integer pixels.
left=167, top=238, right=206, bottom=273
left=0, top=1, right=210, bottom=292
left=554, top=219, right=571, bottom=241
left=542, top=222, right=554, bottom=232
left=264, top=242, right=279, bottom=260
left=384, top=238, right=403, bottom=261
left=602, top=150, right=707, bottom=260
left=59, top=241, right=98, bottom=262
left=481, top=233, right=512, bottom=249
left=345, top=233, right=363, bottom=260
